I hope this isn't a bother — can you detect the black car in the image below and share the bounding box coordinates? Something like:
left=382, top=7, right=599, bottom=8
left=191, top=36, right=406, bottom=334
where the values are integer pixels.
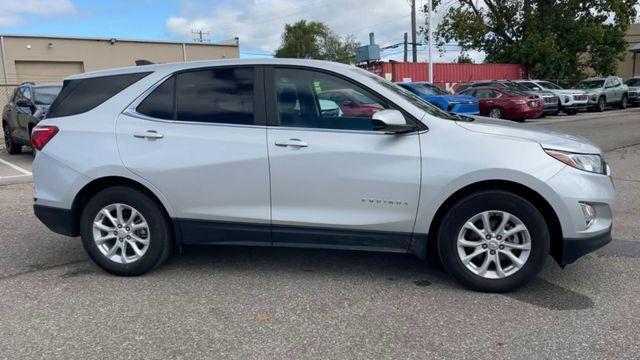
left=2, top=82, right=62, bottom=154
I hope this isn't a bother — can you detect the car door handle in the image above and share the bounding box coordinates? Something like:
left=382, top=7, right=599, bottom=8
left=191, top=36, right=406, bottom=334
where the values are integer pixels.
left=274, top=138, right=308, bottom=148
left=133, top=130, right=164, bottom=139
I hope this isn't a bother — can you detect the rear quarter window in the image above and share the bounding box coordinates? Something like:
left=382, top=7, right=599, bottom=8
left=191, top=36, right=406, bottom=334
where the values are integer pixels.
left=47, top=72, right=151, bottom=118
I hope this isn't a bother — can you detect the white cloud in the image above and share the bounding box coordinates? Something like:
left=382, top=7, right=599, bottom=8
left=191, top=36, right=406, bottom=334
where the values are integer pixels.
left=0, top=0, right=77, bottom=27
left=166, top=0, right=434, bottom=55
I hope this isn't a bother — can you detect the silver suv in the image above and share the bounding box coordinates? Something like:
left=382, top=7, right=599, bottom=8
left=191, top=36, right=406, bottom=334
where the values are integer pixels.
left=32, top=59, right=614, bottom=292
left=573, top=76, right=629, bottom=112
left=514, top=80, right=588, bottom=115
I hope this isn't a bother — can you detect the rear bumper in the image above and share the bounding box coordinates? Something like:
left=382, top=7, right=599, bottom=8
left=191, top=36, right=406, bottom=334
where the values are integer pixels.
left=34, top=204, right=79, bottom=237
left=560, top=225, right=612, bottom=266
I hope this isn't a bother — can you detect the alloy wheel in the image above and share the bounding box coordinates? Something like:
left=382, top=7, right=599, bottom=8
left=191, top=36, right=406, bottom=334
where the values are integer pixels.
left=92, top=203, right=150, bottom=264
left=489, top=108, right=503, bottom=118
left=456, top=210, right=531, bottom=279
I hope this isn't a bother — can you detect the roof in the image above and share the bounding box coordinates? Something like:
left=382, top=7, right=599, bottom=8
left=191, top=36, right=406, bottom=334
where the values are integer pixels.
left=0, top=33, right=238, bottom=47
left=66, top=58, right=357, bottom=80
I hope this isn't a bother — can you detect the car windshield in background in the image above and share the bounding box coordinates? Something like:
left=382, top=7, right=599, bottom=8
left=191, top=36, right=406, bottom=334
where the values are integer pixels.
left=33, top=86, right=62, bottom=105
left=352, top=68, right=458, bottom=120
left=577, top=80, right=605, bottom=89
left=418, top=83, right=449, bottom=96
left=539, top=81, right=563, bottom=90
left=350, top=90, right=377, bottom=104
left=508, top=82, right=536, bottom=92
left=626, top=78, right=640, bottom=87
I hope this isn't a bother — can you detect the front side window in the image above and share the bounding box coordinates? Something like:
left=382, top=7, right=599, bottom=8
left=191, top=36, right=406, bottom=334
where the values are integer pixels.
left=20, top=86, right=32, bottom=100
left=176, top=67, right=254, bottom=124
left=274, top=68, right=391, bottom=131
left=33, top=86, right=62, bottom=105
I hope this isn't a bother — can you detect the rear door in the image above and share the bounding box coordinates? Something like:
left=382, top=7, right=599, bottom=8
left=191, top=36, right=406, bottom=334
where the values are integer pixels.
left=117, top=66, right=272, bottom=245
left=265, top=66, right=421, bottom=250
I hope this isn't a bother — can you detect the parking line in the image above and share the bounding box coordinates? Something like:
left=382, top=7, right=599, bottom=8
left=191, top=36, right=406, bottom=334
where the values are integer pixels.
left=0, top=157, right=32, bottom=175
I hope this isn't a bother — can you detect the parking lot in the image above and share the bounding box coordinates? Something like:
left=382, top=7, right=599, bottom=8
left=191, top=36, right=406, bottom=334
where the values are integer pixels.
left=1, top=108, right=639, bottom=359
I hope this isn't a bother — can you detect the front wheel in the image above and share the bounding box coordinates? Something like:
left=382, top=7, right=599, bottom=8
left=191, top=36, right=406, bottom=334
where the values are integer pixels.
left=619, top=95, right=628, bottom=109
left=437, top=191, right=550, bottom=292
left=489, top=107, right=504, bottom=119
left=80, top=186, right=172, bottom=276
left=3, top=122, right=22, bottom=155
left=596, top=97, right=606, bottom=112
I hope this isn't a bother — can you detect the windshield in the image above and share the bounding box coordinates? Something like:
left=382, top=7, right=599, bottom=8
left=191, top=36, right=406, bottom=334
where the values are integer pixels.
left=577, top=80, right=605, bottom=89
left=506, top=82, right=536, bottom=92
left=417, top=83, right=449, bottom=96
left=626, top=78, right=640, bottom=87
left=349, top=90, right=376, bottom=104
left=352, top=68, right=458, bottom=120
left=33, top=86, right=62, bottom=105
left=538, top=81, right=562, bottom=90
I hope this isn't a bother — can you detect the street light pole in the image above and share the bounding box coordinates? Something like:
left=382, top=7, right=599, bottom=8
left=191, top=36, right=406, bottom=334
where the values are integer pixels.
left=427, top=0, right=433, bottom=83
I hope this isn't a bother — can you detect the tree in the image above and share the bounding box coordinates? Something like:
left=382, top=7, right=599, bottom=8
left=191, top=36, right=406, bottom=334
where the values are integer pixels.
left=456, top=53, right=474, bottom=63
left=426, top=0, right=637, bottom=80
left=275, top=20, right=360, bottom=63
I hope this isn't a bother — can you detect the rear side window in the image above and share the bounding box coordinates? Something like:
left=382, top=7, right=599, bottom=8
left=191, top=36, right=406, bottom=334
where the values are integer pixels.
left=175, top=67, right=254, bottom=124
left=48, top=72, right=150, bottom=118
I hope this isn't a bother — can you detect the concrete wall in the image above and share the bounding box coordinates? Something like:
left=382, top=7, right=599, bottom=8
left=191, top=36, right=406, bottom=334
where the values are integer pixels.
left=0, top=35, right=239, bottom=104
left=620, top=23, right=640, bottom=79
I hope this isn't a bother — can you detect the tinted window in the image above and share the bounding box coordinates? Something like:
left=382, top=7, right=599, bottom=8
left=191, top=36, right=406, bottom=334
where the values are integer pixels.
left=33, top=86, right=62, bottom=105
left=175, top=67, right=254, bottom=124
left=137, top=77, right=175, bottom=120
left=274, top=68, right=393, bottom=131
left=48, top=72, right=150, bottom=118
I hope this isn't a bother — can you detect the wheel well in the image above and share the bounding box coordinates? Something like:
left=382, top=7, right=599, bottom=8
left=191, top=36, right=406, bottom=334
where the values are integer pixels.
left=423, top=180, right=563, bottom=263
left=71, top=176, right=177, bottom=245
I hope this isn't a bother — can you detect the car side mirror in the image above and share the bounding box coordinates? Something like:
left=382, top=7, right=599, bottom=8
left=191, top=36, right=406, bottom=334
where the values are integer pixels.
left=16, top=99, right=30, bottom=108
left=372, top=109, right=416, bottom=134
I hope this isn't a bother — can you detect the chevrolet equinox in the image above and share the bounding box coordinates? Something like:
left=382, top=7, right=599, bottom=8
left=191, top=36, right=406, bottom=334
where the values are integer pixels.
left=32, top=59, right=614, bottom=292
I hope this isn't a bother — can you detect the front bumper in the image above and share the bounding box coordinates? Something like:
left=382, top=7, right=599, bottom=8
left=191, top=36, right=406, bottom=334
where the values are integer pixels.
left=561, top=225, right=612, bottom=266
left=34, top=204, right=79, bottom=237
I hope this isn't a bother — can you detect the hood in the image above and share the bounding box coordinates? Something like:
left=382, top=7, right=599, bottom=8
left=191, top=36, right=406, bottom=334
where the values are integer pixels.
left=456, top=116, right=601, bottom=154
left=438, top=94, right=477, bottom=102
left=555, top=89, right=586, bottom=95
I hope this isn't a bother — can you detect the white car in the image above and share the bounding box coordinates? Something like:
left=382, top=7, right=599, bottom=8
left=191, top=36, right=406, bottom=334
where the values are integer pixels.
left=32, top=59, right=614, bottom=292
left=515, top=80, right=588, bottom=115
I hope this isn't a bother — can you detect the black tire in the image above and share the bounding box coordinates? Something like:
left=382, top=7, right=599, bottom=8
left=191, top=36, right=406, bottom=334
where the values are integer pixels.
left=550, top=110, right=560, bottom=116
left=596, top=96, right=606, bottom=112
left=489, top=107, right=504, bottom=119
left=565, top=109, right=578, bottom=115
left=437, top=191, right=550, bottom=293
left=619, top=94, right=628, bottom=109
left=3, top=122, right=22, bottom=155
left=80, top=186, right=171, bottom=276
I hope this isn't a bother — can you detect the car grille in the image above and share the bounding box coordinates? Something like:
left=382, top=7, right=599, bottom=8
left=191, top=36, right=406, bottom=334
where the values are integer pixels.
left=629, top=91, right=639, bottom=98
left=543, top=96, right=557, bottom=104
left=574, top=94, right=588, bottom=101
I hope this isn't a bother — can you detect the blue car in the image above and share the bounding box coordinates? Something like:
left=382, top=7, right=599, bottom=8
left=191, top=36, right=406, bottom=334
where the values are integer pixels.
left=397, top=82, right=480, bottom=115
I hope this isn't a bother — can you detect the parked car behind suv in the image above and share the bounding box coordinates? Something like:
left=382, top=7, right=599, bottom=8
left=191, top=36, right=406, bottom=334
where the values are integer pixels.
left=396, top=82, right=479, bottom=115
left=457, top=86, right=543, bottom=121
left=514, top=80, right=588, bottom=115
left=32, top=59, right=614, bottom=292
left=573, top=76, right=628, bottom=112
left=2, top=82, right=62, bottom=154
left=456, top=80, right=559, bottom=116
left=624, top=77, right=640, bottom=106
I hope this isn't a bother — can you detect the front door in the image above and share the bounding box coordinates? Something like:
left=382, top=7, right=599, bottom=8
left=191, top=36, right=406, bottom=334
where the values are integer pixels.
left=117, top=66, right=272, bottom=245
left=265, top=67, right=421, bottom=250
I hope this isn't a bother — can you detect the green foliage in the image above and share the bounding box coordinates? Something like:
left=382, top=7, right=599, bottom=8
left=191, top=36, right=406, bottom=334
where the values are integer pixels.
left=456, top=53, right=474, bottom=63
left=429, top=0, right=637, bottom=79
left=275, top=20, right=361, bottom=64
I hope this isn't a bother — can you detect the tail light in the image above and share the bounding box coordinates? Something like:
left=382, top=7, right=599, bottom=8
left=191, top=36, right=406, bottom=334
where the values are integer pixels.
left=510, top=99, right=527, bottom=105
left=31, top=125, right=58, bottom=151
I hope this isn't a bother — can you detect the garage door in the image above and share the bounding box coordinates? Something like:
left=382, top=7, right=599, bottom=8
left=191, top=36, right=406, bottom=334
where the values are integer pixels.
left=15, top=61, right=84, bottom=84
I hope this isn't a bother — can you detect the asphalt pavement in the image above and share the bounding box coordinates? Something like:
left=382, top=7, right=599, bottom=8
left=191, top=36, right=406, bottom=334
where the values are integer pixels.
left=0, top=108, right=639, bottom=359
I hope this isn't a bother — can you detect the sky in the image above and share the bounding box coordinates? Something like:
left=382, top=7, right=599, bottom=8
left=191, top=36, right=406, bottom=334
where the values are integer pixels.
left=0, top=0, right=485, bottom=63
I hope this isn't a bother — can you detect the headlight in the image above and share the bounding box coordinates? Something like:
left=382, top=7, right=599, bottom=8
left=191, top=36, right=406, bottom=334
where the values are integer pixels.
left=544, top=149, right=606, bottom=174
left=590, top=94, right=597, bottom=101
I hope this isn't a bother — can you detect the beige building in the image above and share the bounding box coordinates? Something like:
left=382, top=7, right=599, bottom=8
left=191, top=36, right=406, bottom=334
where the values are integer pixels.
left=620, top=23, right=640, bottom=79
left=0, top=34, right=239, bottom=104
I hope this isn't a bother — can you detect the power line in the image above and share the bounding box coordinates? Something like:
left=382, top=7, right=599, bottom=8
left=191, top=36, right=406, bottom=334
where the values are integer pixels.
left=191, top=29, right=211, bottom=43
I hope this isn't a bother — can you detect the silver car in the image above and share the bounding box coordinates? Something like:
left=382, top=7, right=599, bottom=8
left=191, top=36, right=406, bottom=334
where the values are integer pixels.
left=624, top=77, right=640, bottom=106
left=515, top=79, right=588, bottom=115
left=573, top=76, right=629, bottom=112
left=31, top=59, right=614, bottom=292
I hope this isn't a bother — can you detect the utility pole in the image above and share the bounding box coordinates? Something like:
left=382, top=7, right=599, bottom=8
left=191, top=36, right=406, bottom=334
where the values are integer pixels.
left=403, top=32, right=408, bottom=62
left=191, top=29, right=211, bottom=43
left=411, top=0, right=417, bottom=62
left=426, top=0, right=433, bottom=82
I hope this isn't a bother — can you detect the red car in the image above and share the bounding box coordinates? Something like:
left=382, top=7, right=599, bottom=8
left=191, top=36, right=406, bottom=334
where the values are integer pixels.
left=458, top=86, right=543, bottom=121
left=317, top=89, right=384, bottom=117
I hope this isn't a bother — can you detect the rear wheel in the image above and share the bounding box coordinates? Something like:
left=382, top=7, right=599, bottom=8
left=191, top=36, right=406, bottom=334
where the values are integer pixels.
left=489, top=108, right=504, bottom=119
left=80, top=186, right=171, bottom=276
left=437, top=191, right=549, bottom=292
left=3, top=122, right=22, bottom=155
left=619, top=94, right=628, bottom=109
